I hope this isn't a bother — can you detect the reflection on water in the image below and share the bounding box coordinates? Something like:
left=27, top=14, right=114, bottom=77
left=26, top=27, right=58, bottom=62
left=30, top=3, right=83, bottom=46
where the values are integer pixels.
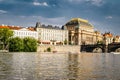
left=0, top=53, right=120, bottom=80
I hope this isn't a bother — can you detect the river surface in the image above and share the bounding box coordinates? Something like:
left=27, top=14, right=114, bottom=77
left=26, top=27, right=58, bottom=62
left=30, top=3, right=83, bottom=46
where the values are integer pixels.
left=0, top=53, right=120, bottom=80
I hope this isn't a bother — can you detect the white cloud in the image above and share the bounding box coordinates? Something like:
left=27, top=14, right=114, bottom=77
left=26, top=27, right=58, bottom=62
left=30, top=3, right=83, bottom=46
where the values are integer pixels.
left=68, top=0, right=82, bottom=2
left=105, top=16, right=113, bottom=19
left=0, top=10, right=7, bottom=14
left=68, top=0, right=104, bottom=6
left=33, top=2, right=48, bottom=6
left=86, top=0, right=104, bottom=6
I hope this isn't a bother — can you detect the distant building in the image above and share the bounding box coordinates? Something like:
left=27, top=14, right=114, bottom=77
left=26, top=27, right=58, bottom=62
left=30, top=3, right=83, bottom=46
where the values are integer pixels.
left=35, top=22, right=68, bottom=45
left=0, top=25, right=38, bottom=40
left=103, top=32, right=113, bottom=45
left=103, top=32, right=120, bottom=45
left=63, top=18, right=102, bottom=45
left=114, top=36, right=120, bottom=43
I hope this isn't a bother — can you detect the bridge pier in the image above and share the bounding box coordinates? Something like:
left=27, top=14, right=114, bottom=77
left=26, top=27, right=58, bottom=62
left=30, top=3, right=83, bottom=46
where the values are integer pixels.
left=105, top=45, right=108, bottom=53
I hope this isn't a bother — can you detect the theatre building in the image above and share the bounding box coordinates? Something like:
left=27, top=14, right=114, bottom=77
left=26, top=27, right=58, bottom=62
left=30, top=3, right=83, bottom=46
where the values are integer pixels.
left=63, top=18, right=102, bottom=45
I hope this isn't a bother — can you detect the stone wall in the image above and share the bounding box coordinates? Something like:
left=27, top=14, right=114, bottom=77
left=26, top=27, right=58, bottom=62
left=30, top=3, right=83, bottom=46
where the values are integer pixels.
left=37, top=45, right=80, bottom=53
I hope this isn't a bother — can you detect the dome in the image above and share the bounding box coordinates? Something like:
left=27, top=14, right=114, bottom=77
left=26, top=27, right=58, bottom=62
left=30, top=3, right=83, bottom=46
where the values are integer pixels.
left=65, top=18, right=94, bottom=28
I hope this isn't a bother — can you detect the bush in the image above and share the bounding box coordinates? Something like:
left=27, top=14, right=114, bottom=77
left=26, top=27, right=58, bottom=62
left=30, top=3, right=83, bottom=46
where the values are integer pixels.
left=9, top=37, right=37, bottom=52
left=23, top=37, right=37, bottom=52
left=47, top=47, right=51, bottom=52
left=64, top=39, right=67, bottom=45
left=9, top=37, right=23, bottom=52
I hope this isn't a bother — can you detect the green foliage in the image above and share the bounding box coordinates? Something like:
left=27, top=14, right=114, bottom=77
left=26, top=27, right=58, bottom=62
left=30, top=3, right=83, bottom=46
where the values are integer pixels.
left=96, top=40, right=105, bottom=48
left=0, top=28, right=13, bottom=50
left=0, top=45, right=2, bottom=50
left=23, top=37, right=37, bottom=52
left=9, top=37, right=24, bottom=52
left=69, top=41, right=72, bottom=45
left=64, top=39, right=67, bottom=45
left=0, top=28, right=37, bottom=52
left=97, top=40, right=104, bottom=45
left=9, top=37, right=37, bottom=52
left=47, top=47, right=51, bottom=52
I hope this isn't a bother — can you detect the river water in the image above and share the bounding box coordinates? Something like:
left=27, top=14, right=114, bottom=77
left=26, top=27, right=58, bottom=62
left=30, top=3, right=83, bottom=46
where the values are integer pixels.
left=0, top=53, right=120, bottom=80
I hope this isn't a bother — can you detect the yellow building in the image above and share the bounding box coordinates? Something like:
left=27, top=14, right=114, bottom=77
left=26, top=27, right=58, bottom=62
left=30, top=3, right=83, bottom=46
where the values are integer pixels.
left=63, top=18, right=102, bottom=45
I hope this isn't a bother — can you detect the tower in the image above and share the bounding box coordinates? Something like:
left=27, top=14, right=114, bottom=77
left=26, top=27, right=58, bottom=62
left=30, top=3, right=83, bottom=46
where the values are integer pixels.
left=35, top=22, right=41, bottom=28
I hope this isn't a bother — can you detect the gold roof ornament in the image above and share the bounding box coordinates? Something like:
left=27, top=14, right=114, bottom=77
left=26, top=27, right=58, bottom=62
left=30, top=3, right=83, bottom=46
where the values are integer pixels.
left=71, top=18, right=88, bottom=23
left=65, top=18, right=94, bottom=28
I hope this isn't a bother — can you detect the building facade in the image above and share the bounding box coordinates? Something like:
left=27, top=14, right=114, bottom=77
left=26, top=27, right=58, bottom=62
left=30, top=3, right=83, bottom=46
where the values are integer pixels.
left=114, top=36, right=120, bottom=43
left=13, top=28, right=38, bottom=40
left=63, top=18, right=103, bottom=45
left=35, top=22, right=68, bottom=45
left=103, top=32, right=113, bottom=45
left=0, top=25, right=38, bottom=40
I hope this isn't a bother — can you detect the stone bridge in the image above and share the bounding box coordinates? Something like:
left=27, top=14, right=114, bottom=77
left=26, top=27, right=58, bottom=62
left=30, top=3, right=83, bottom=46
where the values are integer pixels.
left=81, top=43, right=120, bottom=53
left=108, top=43, right=120, bottom=52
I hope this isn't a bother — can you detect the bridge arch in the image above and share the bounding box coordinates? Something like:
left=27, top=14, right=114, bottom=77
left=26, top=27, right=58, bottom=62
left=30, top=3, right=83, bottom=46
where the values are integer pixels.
left=115, top=48, right=120, bottom=52
left=92, top=47, right=103, bottom=53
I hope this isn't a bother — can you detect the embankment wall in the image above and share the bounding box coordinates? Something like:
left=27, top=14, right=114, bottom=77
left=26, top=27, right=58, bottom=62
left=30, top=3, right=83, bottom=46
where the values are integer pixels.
left=37, top=45, right=80, bottom=53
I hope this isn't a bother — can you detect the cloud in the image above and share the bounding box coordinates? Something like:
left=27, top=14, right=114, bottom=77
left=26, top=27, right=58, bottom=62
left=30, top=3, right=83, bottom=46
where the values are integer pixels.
left=33, top=2, right=48, bottom=6
left=91, top=0, right=104, bottom=6
left=68, top=0, right=104, bottom=6
left=86, top=0, right=104, bottom=6
left=105, top=16, right=113, bottom=19
left=0, top=10, right=7, bottom=14
left=68, top=0, right=82, bottom=2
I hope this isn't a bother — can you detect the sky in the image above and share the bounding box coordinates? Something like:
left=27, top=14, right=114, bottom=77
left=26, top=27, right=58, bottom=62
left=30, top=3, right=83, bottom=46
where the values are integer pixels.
left=0, top=0, right=120, bottom=35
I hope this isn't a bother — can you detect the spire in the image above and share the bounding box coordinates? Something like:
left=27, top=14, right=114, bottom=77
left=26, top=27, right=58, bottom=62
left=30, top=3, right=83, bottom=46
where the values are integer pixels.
left=35, top=22, right=41, bottom=28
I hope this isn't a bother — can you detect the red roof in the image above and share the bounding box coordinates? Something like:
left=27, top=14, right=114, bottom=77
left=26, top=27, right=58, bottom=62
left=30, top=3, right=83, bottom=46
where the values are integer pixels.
left=8, top=26, right=22, bottom=30
left=116, top=36, right=120, bottom=38
left=0, top=25, right=9, bottom=28
left=0, top=25, right=36, bottom=31
left=27, top=27, right=35, bottom=31
left=103, top=32, right=113, bottom=37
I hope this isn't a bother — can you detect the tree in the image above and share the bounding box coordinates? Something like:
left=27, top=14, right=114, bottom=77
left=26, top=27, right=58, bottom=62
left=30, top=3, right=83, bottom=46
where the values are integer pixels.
left=23, top=37, right=37, bottom=52
left=64, top=39, right=68, bottom=45
left=0, top=28, right=13, bottom=50
left=97, top=40, right=104, bottom=45
left=9, top=37, right=24, bottom=52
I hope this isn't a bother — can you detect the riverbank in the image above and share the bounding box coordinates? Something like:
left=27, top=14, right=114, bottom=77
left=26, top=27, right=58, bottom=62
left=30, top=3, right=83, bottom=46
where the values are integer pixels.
left=37, top=45, right=80, bottom=53
left=0, top=50, right=8, bottom=53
